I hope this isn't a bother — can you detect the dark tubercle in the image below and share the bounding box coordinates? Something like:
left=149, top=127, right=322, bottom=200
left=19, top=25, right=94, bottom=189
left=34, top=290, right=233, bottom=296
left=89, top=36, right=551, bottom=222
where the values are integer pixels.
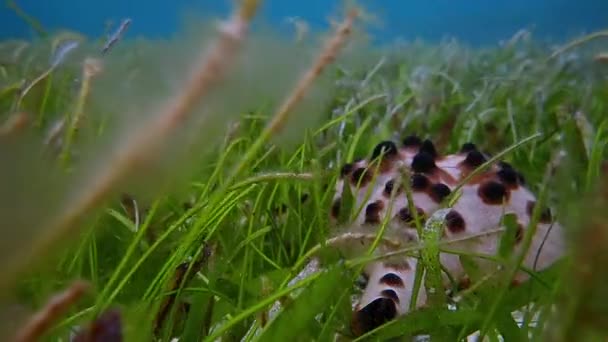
left=331, top=198, right=341, bottom=218
left=498, top=161, right=512, bottom=169
left=379, top=273, right=404, bottom=287
left=340, top=163, right=354, bottom=178
left=478, top=180, right=510, bottom=205
left=402, top=135, right=422, bottom=148
left=445, top=210, right=466, bottom=233
left=384, top=179, right=401, bottom=197
left=411, top=151, right=436, bottom=174
left=429, top=183, right=452, bottom=203
left=381, top=289, right=400, bottom=303
left=397, top=206, right=425, bottom=224
left=411, top=173, right=431, bottom=191
left=351, top=167, right=371, bottom=187
left=351, top=298, right=397, bottom=336
left=498, top=161, right=526, bottom=185
left=275, top=203, right=288, bottom=215
left=419, top=139, right=438, bottom=158
left=365, top=200, right=385, bottom=224
left=462, top=150, right=487, bottom=169
left=526, top=200, right=553, bottom=224
left=460, top=142, right=477, bottom=153
left=371, top=140, right=399, bottom=161
left=497, top=167, right=519, bottom=188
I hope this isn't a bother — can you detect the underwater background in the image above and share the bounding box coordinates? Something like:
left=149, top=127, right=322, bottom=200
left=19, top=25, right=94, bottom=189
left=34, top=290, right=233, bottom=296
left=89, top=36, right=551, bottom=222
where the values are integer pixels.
left=3, top=0, right=608, bottom=341
left=2, top=0, right=608, bottom=45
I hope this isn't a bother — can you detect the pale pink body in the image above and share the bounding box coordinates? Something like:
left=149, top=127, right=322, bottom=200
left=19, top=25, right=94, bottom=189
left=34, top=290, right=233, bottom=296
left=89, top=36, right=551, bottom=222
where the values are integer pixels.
left=330, top=137, right=564, bottom=335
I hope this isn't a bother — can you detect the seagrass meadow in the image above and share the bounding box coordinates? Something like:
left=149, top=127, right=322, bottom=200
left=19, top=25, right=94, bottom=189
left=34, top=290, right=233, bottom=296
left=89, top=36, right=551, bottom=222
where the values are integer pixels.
left=1, top=2, right=608, bottom=341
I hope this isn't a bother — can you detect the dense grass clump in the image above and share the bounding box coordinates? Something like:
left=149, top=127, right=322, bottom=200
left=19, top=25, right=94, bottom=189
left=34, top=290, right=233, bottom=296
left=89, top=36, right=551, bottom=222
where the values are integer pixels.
left=1, top=4, right=608, bottom=341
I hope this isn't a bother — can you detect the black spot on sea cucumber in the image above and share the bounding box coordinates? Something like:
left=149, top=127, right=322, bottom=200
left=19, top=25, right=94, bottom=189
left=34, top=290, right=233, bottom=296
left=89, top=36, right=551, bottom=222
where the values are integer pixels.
left=445, top=210, right=466, bottom=233
left=352, top=298, right=397, bottom=336
left=460, top=142, right=477, bottom=153
left=340, top=163, right=354, bottom=177
left=429, top=183, right=451, bottom=203
left=381, top=289, right=400, bottom=303
left=351, top=167, right=371, bottom=186
left=331, top=198, right=341, bottom=218
left=397, top=207, right=425, bottom=224
left=463, top=150, right=487, bottom=168
left=419, top=139, right=437, bottom=158
left=371, top=141, right=398, bottom=161
left=498, top=161, right=513, bottom=169
left=478, top=181, right=509, bottom=205
left=365, top=200, right=384, bottom=224
left=275, top=203, right=288, bottom=215
left=379, top=273, right=404, bottom=287
left=402, top=135, right=422, bottom=148
left=411, top=152, right=436, bottom=173
left=384, top=179, right=401, bottom=197
left=497, top=167, right=519, bottom=187
left=498, top=161, right=526, bottom=183
left=411, top=173, right=430, bottom=191
left=526, top=201, right=553, bottom=223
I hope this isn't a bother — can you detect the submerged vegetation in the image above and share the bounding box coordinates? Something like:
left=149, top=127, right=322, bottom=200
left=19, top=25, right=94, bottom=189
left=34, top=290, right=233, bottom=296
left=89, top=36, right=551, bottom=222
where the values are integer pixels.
left=1, top=1, right=608, bottom=341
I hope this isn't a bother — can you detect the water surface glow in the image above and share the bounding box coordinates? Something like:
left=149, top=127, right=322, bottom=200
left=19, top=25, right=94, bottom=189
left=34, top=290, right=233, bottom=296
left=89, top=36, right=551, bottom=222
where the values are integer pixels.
left=1, top=0, right=607, bottom=45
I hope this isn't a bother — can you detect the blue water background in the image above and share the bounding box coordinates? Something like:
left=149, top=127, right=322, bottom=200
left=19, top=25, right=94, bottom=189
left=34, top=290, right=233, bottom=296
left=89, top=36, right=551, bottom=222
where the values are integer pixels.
left=2, top=0, right=607, bottom=46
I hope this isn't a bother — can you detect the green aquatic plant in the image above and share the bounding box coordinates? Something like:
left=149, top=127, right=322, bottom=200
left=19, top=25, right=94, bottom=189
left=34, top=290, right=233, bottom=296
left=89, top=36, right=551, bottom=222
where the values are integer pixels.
left=4, top=0, right=47, bottom=38
left=0, top=0, right=364, bottom=339
left=1, top=2, right=608, bottom=341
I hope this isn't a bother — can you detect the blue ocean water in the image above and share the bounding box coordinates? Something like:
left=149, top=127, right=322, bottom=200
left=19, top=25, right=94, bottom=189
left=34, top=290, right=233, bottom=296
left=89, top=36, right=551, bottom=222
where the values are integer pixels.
left=1, top=0, right=607, bottom=46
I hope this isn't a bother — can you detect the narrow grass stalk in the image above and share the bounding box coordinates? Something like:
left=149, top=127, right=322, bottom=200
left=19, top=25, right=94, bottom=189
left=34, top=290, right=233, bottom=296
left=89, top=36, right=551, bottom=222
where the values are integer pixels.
left=230, top=171, right=315, bottom=191
left=225, top=9, right=358, bottom=184
left=15, top=67, right=55, bottom=111
left=171, top=10, right=360, bottom=289
left=59, top=58, right=102, bottom=166
left=142, top=184, right=257, bottom=302
left=547, top=30, right=608, bottom=61
left=36, top=73, right=54, bottom=127
left=266, top=9, right=358, bottom=135
left=0, top=111, right=29, bottom=138
left=346, top=228, right=506, bottom=268
left=284, top=227, right=507, bottom=287
left=1, top=0, right=262, bottom=290
left=419, top=209, right=449, bottom=307
left=313, top=93, right=386, bottom=136
left=365, top=156, right=397, bottom=257
left=400, top=167, right=427, bottom=310
left=439, top=248, right=551, bottom=288
left=94, top=200, right=159, bottom=313
left=203, top=270, right=323, bottom=342
left=14, top=281, right=89, bottom=342
left=478, top=151, right=562, bottom=338
left=445, top=132, right=542, bottom=206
